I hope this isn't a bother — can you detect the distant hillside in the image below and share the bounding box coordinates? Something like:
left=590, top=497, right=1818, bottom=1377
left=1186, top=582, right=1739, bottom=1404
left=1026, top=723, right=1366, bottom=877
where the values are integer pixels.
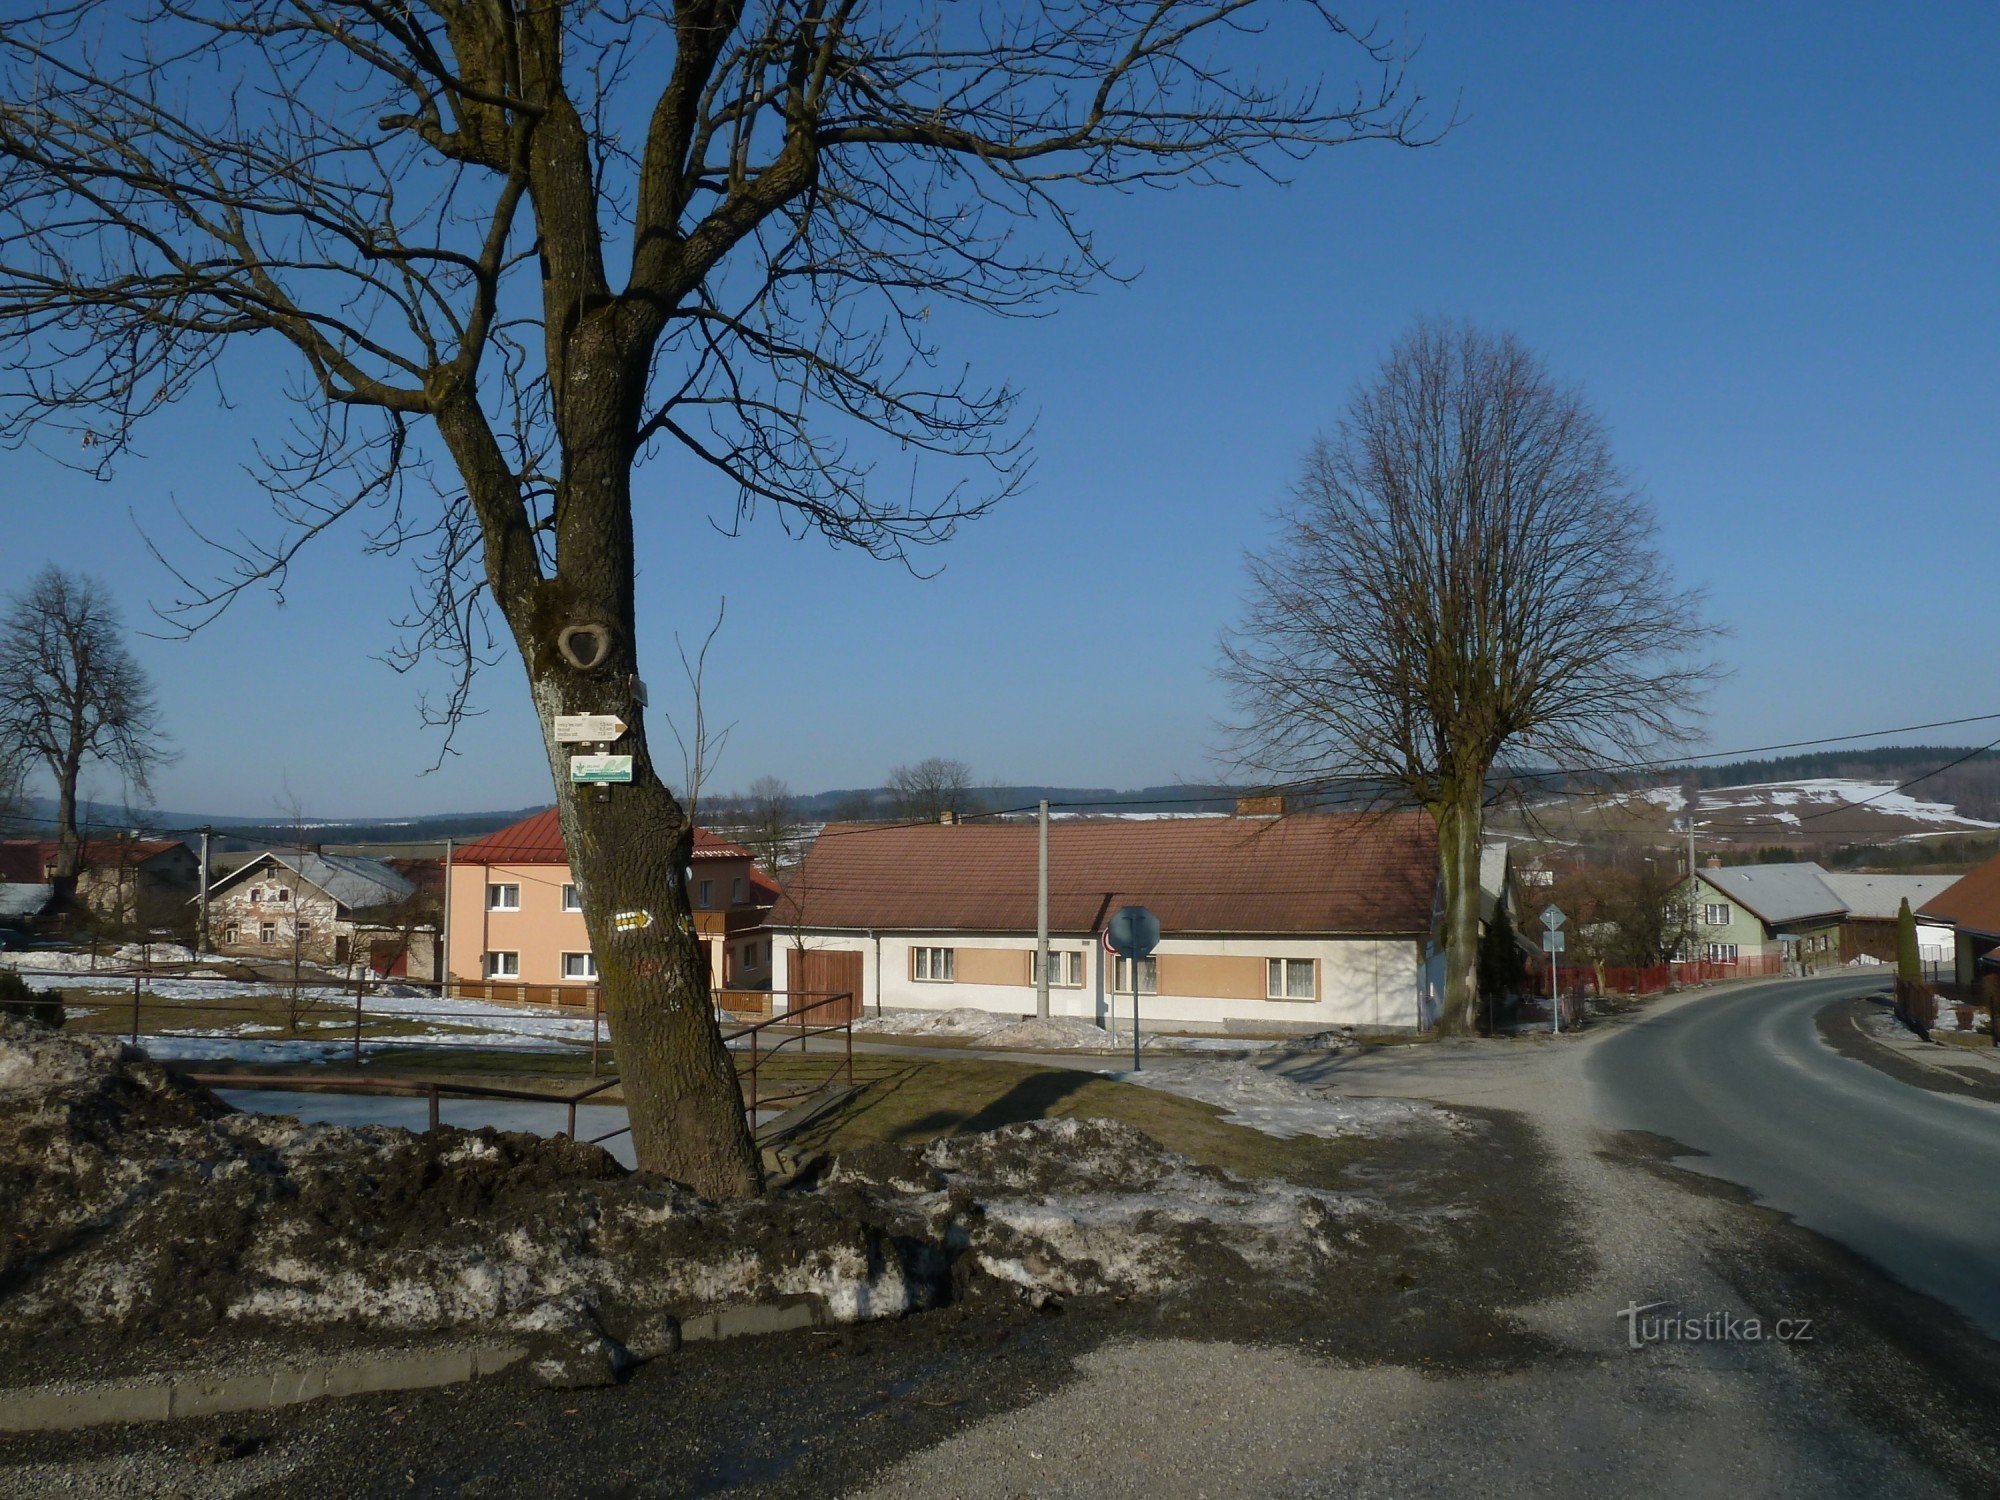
left=1675, top=746, right=2000, bottom=822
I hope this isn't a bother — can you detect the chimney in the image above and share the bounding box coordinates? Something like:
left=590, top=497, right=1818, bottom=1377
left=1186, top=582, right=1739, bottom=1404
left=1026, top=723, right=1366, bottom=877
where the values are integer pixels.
left=1704, top=855, right=1721, bottom=870
left=1234, top=794, right=1284, bottom=817
left=938, top=810, right=956, bottom=826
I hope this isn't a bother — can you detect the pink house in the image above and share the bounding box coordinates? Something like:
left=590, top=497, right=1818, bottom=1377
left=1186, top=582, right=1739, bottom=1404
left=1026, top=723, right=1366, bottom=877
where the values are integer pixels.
left=444, top=809, right=778, bottom=1006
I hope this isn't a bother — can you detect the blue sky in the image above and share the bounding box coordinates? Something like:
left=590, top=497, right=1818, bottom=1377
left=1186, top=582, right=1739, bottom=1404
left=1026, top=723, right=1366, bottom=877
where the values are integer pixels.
left=7, top=2, right=1998, bottom=819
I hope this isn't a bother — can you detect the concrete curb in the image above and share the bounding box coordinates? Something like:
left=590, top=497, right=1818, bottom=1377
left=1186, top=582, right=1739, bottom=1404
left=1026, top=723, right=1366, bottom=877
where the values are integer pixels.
left=0, top=1342, right=526, bottom=1434
left=0, top=1296, right=834, bottom=1434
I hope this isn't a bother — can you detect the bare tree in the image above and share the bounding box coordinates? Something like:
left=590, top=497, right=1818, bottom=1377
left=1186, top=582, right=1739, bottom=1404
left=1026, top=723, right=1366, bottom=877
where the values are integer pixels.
left=887, top=757, right=979, bottom=823
left=743, top=775, right=797, bottom=877
left=1221, top=321, right=1718, bottom=1035
left=0, top=3, right=1431, bottom=1195
left=0, top=566, right=171, bottom=887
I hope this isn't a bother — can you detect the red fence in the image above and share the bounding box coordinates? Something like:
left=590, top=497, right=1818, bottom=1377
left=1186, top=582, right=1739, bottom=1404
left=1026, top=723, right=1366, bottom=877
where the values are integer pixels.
left=1531, top=953, right=1788, bottom=997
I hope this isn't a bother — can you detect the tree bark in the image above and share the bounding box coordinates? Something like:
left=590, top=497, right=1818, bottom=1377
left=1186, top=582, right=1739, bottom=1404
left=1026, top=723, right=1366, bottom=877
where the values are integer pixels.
left=1432, top=776, right=1484, bottom=1035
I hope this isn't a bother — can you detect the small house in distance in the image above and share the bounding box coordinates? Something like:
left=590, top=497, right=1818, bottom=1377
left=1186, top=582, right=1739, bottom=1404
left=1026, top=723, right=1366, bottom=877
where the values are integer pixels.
left=202, top=851, right=441, bottom=979
left=443, top=808, right=778, bottom=1006
left=1918, top=850, right=2000, bottom=988
left=1817, top=871, right=1956, bottom=969
left=1679, top=860, right=1845, bottom=973
left=768, top=810, right=1441, bottom=1031
left=0, top=837, right=199, bottom=933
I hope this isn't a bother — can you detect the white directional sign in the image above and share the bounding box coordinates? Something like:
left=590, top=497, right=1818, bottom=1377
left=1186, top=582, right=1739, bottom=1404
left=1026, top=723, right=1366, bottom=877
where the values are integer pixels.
left=1541, top=904, right=1567, bottom=931
left=570, top=753, right=634, bottom=784
left=554, top=714, right=629, bottom=744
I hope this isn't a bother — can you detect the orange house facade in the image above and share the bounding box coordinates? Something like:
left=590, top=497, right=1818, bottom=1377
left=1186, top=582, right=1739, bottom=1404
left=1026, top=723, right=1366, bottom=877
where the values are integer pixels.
left=444, top=809, right=777, bottom=1005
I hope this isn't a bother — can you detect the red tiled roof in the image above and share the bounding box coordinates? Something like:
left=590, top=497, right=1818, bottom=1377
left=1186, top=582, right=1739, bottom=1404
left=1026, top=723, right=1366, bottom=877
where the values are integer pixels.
left=450, top=808, right=751, bottom=866
left=1919, top=850, right=2000, bottom=937
left=770, top=813, right=1439, bottom=937
left=0, top=838, right=187, bottom=879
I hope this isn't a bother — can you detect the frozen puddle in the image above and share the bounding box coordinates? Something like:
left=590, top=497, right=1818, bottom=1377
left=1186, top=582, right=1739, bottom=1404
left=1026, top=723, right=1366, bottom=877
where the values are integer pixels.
left=217, top=1089, right=641, bottom=1170
left=1114, top=1059, right=1446, bottom=1140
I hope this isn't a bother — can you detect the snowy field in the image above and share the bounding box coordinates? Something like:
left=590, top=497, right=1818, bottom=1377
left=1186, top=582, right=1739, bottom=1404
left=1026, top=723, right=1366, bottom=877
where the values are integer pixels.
left=850, top=1006, right=1289, bottom=1054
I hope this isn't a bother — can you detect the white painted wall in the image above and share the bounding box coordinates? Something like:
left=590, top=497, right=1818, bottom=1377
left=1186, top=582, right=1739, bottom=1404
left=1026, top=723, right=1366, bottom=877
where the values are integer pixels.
left=773, top=930, right=1428, bottom=1032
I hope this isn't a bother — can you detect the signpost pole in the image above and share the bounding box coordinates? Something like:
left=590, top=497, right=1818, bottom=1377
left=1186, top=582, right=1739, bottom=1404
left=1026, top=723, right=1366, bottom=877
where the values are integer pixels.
left=1132, top=966, right=1141, bottom=1072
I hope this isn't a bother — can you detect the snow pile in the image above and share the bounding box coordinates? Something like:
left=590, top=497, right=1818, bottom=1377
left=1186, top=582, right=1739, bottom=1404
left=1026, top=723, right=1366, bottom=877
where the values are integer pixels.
left=851, top=1007, right=1016, bottom=1040
left=1117, top=1059, right=1449, bottom=1141
left=0, top=1019, right=1396, bottom=1363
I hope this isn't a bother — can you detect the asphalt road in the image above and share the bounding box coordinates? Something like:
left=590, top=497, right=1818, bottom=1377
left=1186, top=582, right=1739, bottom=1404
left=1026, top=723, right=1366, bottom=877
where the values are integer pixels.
left=1589, top=973, right=2000, bottom=1338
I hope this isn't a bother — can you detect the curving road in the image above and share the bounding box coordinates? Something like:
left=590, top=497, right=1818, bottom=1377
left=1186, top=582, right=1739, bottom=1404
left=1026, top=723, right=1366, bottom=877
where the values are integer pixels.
left=1589, top=974, right=2000, bottom=1338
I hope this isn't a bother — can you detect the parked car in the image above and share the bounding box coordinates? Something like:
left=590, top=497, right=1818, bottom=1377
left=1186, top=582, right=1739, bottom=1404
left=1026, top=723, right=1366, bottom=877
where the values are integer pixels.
left=0, top=927, right=24, bottom=950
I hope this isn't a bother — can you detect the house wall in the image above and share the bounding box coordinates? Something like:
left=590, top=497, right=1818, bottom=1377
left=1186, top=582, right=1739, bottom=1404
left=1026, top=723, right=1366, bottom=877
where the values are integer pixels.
left=78, top=850, right=200, bottom=933
left=772, top=930, right=1429, bottom=1033
left=1685, top=877, right=1778, bottom=960
left=210, top=861, right=347, bottom=966
left=445, top=856, right=771, bottom=996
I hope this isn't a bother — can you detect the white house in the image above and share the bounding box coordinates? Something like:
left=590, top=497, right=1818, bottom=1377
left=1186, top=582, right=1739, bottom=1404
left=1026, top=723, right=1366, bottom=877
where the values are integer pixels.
left=768, top=810, right=1441, bottom=1034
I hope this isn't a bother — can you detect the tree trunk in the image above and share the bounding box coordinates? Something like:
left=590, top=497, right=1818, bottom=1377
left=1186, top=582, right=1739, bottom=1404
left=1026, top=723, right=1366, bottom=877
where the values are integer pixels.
left=543, top=747, right=761, bottom=1199
left=52, top=764, right=80, bottom=890
left=1433, top=777, right=1484, bottom=1036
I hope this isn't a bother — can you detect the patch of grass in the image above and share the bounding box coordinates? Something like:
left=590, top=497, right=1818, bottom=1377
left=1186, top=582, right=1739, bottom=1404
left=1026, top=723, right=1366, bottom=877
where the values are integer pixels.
left=786, top=1056, right=1366, bottom=1185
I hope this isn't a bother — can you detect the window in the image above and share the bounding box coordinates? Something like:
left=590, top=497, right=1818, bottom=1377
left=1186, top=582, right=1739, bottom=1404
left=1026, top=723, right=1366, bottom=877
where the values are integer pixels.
left=296, top=921, right=312, bottom=940
left=1030, top=950, right=1084, bottom=988
left=561, top=952, right=598, bottom=980
left=259, top=922, right=276, bottom=943
left=488, top=883, right=520, bottom=911
left=1111, top=956, right=1158, bottom=995
left=913, top=946, right=955, bottom=982
left=223, top=924, right=239, bottom=945
left=272, top=887, right=290, bottom=904
left=249, top=887, right=263, bottom=904
left=1703, top=942, right=1739, bottom=963
left=732, top=877, right=746, bottom=905
left=1267, top=958, right=1316, bottom=1001
left=696, top=879, right=713, bottom=909
left=486, top=950, right=520, bottom=978
left=1701, top=902, right=1730, bottom=927
left=561, top=883, right=582, bottom=912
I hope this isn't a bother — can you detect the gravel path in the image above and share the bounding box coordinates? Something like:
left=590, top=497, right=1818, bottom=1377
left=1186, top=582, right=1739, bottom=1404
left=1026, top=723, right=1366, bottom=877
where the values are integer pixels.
left=857, top=981, right=1970, bottom=1498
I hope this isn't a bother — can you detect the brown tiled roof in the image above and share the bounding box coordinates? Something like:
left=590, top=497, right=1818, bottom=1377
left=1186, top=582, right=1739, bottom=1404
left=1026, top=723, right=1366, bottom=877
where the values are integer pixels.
left=770, top=813, right=1439, bottom=937
left=451, top=808, right=751, bottom=866
left=1919, top=850, right=2000, bottom=937
left=0, top=838, right=188, bottom=879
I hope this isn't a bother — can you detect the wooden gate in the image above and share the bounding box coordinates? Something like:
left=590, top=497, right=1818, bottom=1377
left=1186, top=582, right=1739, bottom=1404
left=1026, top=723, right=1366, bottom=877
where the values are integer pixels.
left=789, top=948, right=863, bottom=1022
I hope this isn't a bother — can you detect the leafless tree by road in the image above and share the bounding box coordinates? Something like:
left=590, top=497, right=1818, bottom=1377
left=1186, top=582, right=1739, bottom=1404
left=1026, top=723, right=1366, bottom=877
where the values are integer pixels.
left=0, top=3, right=1434, bottom=1194
left=1221, top=321, right=1718, bottom=1035
left=0, top=566, right=171, bottom=886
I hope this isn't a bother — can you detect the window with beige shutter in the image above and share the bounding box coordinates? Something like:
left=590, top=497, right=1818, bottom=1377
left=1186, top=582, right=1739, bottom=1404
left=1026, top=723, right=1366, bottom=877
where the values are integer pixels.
left=912, top=946, right=955, bottom=982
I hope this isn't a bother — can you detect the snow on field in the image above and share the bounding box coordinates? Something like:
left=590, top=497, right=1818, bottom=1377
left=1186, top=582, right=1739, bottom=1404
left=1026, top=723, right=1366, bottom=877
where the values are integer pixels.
left=850, top=1006, right=1280, bottom=1053
left=1703, top=779, right=1999, bottom=830
left=1115, top=1059, right=1446, bottom=1140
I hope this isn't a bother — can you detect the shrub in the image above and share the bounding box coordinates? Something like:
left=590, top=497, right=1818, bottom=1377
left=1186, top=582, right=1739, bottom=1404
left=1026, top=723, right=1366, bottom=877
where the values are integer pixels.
left=0, top=970, right=63, bottom=1029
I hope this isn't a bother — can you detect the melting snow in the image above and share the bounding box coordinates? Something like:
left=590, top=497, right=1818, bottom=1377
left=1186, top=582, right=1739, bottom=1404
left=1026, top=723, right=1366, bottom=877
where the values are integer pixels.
left=1115, top=1059, right=1445, bottom=1140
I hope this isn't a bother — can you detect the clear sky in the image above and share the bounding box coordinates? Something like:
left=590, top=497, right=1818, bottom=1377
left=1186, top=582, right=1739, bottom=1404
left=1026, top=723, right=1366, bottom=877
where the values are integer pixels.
left=6, top=2, right=1997, bottom=819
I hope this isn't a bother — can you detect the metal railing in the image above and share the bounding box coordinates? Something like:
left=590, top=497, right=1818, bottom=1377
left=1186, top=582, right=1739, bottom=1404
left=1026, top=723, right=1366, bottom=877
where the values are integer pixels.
left=179, top=1070, right=637, bottom=1150
left=20, top=961, right=856, bottom=1145
left=723, top=989, right=858, bottom=1123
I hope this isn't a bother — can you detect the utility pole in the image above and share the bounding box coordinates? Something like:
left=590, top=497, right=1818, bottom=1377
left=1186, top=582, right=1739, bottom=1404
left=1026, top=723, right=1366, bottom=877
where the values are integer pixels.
left=197, top=826, right=212, bottom=954
left=1036, top=800, right=1050, bottom=1018
left=440, top=837, right=454, bottom=996
left=1686, top=802, right=1698, bottom=964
